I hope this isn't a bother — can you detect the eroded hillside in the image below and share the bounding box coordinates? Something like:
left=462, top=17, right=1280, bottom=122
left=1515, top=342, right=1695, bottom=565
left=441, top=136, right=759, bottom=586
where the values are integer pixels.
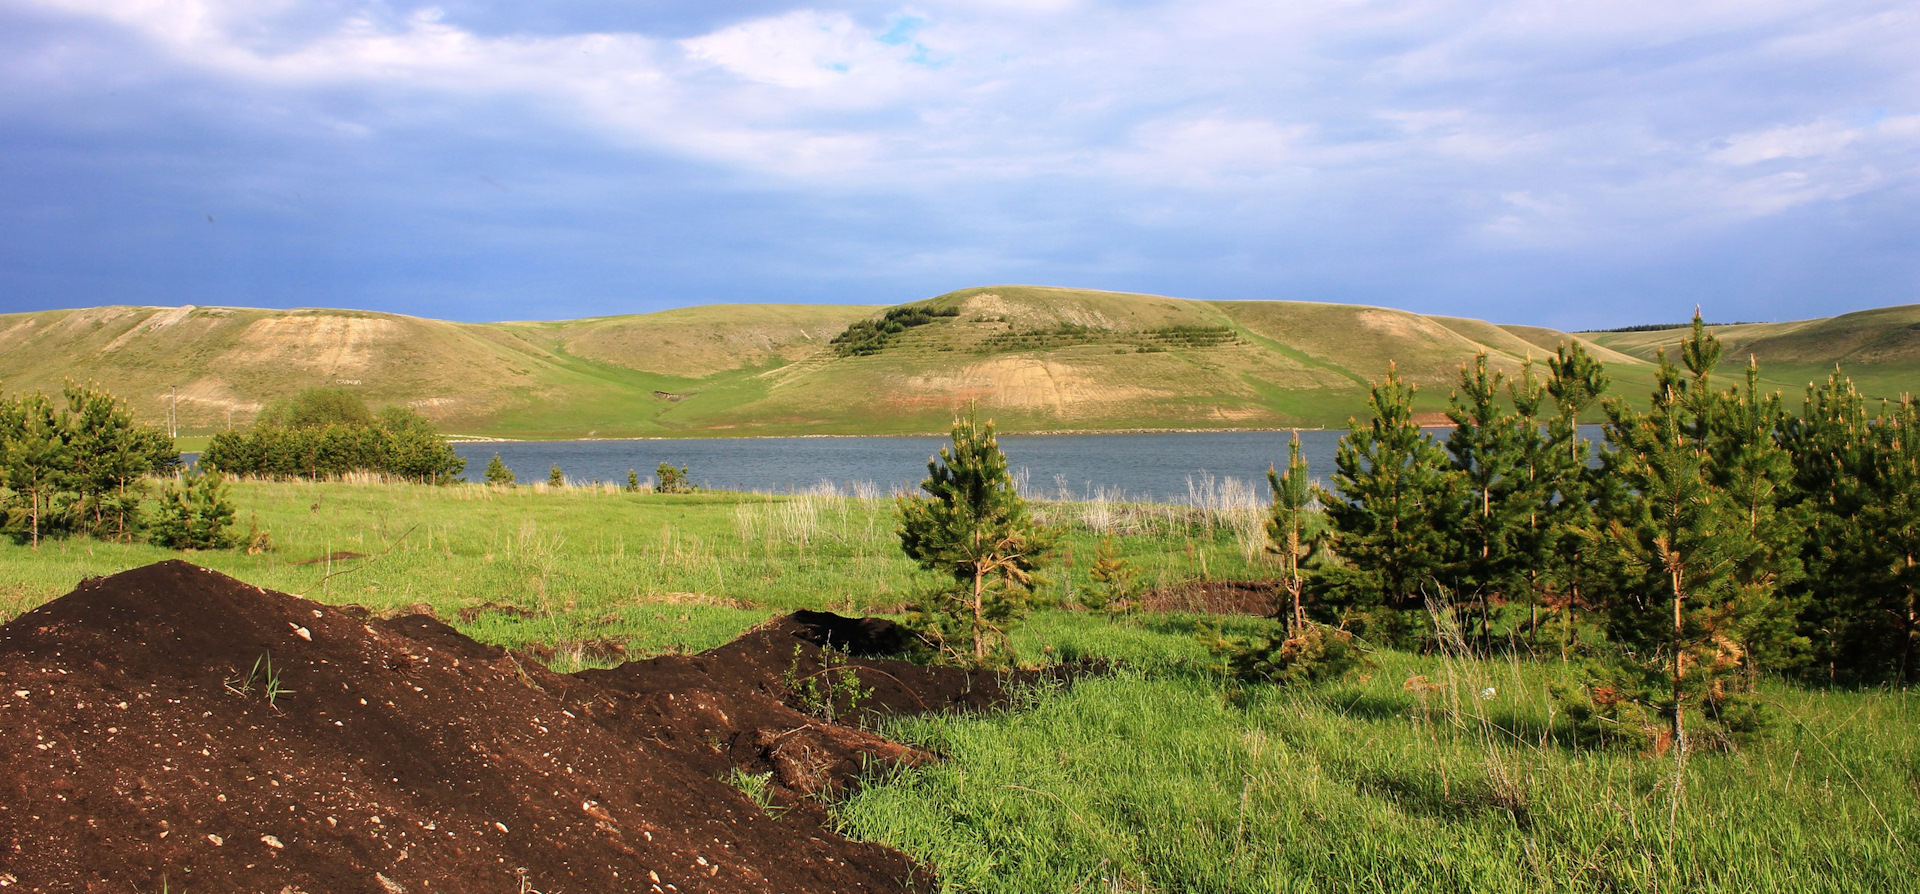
left=5, top=287, right=1912, bottom=437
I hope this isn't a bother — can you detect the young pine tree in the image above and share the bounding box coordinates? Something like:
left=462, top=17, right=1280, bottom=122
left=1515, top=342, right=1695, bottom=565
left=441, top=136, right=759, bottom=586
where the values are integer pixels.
left=1787, top=378, right=1920, bottom=683
left=1869, top=397, right=1920, bottom=683
left=1595, top=314, right=1791, bottom=753
left=1442, top=353, right=1544, bottom=649
left=897, top=409, right=1055, bottom=665
left=1, top=391, right=71, bottom=547
left=484, top=454, right=516, bottom=487
left=61, top=383, right=173, bottom=540
left=1544, top=340, right=1610, bottom=653
left=1266, top=431, right=1318, bottom=635
left=1083, top=537, right=1139, bottom=615
left=1326, top=363, right=1462, bottom=617
left=151, top=470, right=238, bottom=550
left=1708, top=359, right=1806, bottom=675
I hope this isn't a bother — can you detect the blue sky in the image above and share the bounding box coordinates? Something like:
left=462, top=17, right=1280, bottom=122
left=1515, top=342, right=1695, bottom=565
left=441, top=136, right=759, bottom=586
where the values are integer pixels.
left=1, top=0, right=1914, bottom=329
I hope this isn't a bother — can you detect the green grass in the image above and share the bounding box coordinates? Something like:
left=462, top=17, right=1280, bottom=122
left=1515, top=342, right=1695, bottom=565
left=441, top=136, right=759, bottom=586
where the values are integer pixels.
left=840, top=612, right=1920, bottom=893
left=0, top=477, right=1274, bottom=665
left=4, top=477, right=1915, bottom=891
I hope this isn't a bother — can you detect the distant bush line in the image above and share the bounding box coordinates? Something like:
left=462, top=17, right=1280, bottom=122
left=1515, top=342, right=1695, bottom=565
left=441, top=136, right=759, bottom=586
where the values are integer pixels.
left=201, top=388, right=465, bottom=484
left=831, top=305, right=961, bottom=356
left=1586, top=321, right=1764, bottom=333
left=979, top=323, right=1241, bottom=353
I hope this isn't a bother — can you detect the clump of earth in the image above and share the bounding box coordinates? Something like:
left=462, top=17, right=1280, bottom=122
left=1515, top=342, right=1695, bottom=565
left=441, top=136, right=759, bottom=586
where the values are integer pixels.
left=0, top=561, right=1071, bottom=893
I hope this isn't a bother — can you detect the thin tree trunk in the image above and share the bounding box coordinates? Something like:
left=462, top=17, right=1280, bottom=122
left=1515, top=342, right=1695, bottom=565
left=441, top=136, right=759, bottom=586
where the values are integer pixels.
left=972, top=567, right=986, bottom=665
left=1904, top=554, right=1916, bottom=684
left=1670, top=565, right=1686, bottom=754
left=1668, top=562, right=1687, bottom=853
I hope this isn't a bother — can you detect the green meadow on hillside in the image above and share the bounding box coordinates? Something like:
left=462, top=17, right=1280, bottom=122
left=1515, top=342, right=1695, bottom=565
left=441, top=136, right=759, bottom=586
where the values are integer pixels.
left=3, top=479, right=1913, bottom=893
left=24, top=288, right=1918, bottom=439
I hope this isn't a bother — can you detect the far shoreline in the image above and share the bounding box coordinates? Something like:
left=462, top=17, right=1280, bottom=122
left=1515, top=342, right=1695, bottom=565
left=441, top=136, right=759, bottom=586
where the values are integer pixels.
left=442, top=425, right=1344, bottom=444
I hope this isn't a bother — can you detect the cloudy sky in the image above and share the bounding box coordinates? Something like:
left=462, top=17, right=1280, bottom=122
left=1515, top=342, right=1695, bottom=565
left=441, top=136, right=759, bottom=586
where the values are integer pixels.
left=2, top=0, right=1914, bottom=329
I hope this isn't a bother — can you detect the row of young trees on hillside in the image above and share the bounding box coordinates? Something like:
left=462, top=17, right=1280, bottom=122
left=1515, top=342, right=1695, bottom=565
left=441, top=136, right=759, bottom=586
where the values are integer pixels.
left=200, top=388, right=465, bottom=483
left=0, top=383, right=183, bottom=545
left=1281, top=313, right=1916, bottom=744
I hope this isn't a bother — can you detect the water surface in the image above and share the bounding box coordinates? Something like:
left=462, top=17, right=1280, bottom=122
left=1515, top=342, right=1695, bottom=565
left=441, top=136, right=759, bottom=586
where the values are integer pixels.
left=455, top=430, right=1348, bottom=504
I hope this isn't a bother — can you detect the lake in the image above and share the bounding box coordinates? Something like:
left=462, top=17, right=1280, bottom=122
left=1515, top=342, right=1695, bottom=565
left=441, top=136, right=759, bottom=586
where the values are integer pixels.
left=454, top=430, right=1351, bottom=506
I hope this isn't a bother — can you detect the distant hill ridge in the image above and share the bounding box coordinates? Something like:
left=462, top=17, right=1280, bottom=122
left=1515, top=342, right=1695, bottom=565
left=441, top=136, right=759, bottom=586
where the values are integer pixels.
left=2, top=287, right=1913, bottom=438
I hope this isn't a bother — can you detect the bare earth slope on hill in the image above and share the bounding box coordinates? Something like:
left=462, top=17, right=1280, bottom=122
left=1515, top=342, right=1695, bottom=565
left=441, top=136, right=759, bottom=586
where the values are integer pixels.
left=4, top=288, right=1913, bottom=437
left=0, top=561, right=1061, bottom=893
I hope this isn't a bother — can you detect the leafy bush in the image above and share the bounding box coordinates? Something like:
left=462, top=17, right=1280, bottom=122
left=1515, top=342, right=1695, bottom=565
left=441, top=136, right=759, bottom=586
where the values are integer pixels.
left=655, top=462, right=694, bottom=494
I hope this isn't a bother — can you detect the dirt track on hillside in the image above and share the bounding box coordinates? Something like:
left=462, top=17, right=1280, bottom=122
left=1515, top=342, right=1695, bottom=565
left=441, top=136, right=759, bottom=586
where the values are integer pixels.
left=0, top=561, right=1068, bottom=893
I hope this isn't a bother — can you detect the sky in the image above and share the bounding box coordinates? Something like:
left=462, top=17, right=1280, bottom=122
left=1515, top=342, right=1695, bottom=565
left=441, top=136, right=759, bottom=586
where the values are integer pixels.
left=1, top=1, right=1914, bottom=330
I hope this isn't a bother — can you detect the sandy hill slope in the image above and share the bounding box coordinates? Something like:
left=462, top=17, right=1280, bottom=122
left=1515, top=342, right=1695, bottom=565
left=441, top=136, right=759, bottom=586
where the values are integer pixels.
left=3, top=288, right=1910, bottom=437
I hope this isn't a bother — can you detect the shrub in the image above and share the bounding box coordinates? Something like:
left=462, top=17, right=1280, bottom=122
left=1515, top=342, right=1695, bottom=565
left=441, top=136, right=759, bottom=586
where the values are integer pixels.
left=485, top=454, right=516, bottom=486
left=655, top=462, right=693, bottom=494
left=830, top=304, right=960, bottom=356
left=1203, top=621, right=1371, bottom=686
left=1081, top=537, right=1138, bottom=614
left=200, top=399, right=463, bottom=483
left=150, top=470, right=237, bottom=550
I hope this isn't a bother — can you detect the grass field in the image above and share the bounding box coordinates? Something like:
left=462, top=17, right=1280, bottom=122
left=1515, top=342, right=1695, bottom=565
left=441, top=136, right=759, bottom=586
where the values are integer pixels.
left=3, top=478, right=1915, bottom=892
left=843, top=626, right=1918, bottom=893
left=0, top=477, right=1274, bottom=662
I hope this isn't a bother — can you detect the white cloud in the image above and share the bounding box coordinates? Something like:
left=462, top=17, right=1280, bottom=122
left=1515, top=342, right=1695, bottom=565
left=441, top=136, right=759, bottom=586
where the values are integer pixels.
left=14, top=0, right=1919, bottom=238
left=682, top=10, right=920, bottom=91
left=1711, top=119, right=1867, bottom=165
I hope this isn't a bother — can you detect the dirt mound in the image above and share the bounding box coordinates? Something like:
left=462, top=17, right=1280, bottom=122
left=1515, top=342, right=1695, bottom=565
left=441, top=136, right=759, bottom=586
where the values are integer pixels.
left=0, top=561, right=1056, bottom=893
left=568, top=611, right=1081, bottom=802
left=1141, top=579, right=1281, bottom=615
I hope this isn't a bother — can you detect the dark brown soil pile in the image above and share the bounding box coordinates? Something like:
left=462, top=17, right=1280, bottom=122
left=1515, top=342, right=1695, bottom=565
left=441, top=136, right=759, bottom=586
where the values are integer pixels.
left=0, top=561, right=1054, bottom=893
left=1141, top=579, right=1281, bottom=615
left=566, top=610, right=1079, bottom=804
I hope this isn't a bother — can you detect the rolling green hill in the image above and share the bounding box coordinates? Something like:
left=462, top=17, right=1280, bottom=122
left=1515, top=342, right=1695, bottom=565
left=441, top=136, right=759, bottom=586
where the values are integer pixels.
left=1582, top=304, right=1920, bottom=402
left=1, top=288, right=1913, bottom=437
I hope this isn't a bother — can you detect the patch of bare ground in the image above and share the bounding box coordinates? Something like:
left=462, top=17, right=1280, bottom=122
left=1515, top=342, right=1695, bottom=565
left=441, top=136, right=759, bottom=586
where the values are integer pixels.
left=0, top=562, right=1072, bottom=892
left=1139, top=579, right=1282, bottom=616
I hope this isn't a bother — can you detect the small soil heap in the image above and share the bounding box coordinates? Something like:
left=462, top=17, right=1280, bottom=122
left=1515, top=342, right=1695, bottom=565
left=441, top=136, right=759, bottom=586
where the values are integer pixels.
left=0, top=561, right=1053, bottom=893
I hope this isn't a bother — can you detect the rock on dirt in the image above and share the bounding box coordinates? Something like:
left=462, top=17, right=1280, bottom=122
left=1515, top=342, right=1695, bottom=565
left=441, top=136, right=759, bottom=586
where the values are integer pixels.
left=0, top=561, right=1066, bottom=893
